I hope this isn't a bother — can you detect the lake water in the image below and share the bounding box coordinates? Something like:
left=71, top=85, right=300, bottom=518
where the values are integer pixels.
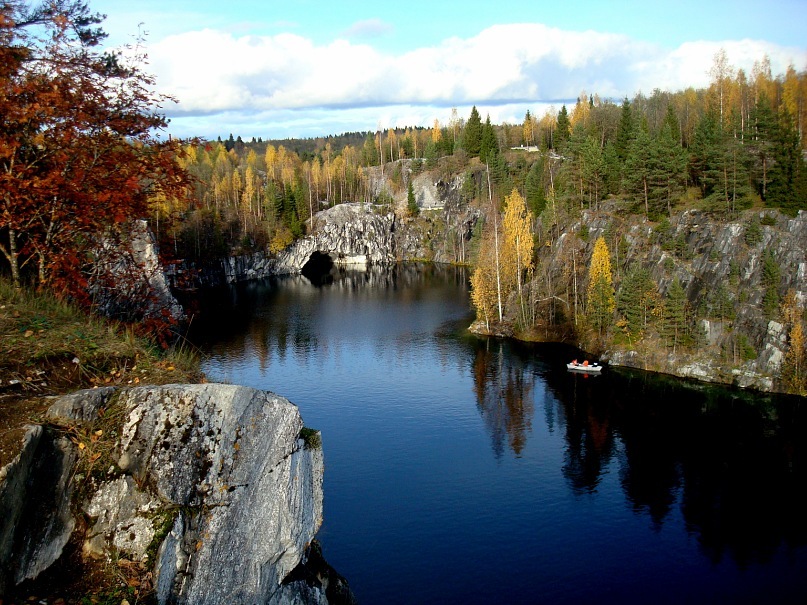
left=186, top=264, right=807, bottom=605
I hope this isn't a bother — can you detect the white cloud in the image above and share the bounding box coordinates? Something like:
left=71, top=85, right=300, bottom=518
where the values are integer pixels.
left=140, top=23, right=807, bottom=138
left=342, top=18, right=393, bottom=39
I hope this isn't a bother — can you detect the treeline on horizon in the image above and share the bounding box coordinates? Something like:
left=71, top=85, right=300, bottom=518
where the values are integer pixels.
left=167, top=50, right=807, bottom=263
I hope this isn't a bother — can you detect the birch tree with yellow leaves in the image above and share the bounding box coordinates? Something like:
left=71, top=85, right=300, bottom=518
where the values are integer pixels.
left=782, top=290, right=806, bottom=395
left=586, top=236, right=616, bottom=337
left=471, top=187, right=534, bottom=331
left=502, top=189, right=534, bottom=328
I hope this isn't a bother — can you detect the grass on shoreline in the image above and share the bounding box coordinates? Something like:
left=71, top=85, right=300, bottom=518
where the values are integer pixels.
left=0, top=276, right=203, bottom=467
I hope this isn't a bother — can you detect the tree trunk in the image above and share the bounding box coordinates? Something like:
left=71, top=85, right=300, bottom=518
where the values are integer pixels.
left=1, top=228, right=22, bottom=290
left=487, top=165, right=503, bottom=323
left=643, top=177, right=649, bottom=217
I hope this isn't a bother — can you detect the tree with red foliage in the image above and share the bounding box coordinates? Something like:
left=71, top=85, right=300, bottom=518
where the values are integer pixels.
left=0, top=1, right=189, bottom=301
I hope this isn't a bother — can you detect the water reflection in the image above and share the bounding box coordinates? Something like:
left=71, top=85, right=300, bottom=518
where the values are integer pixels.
left=189, top=265, right=807, bottom=603
left=471, top=339, right=535, bottom=458
left=467, top=335, right=807, bottom=566
left=548, top=360, right=807, bottom=565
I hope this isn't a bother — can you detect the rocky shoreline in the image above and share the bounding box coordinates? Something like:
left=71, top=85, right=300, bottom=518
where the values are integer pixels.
left=0, top=384, right=353, bottom=604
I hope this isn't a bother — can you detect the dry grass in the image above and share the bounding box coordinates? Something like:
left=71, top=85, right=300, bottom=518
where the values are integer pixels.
left=0, top=277, right=203, bottom=467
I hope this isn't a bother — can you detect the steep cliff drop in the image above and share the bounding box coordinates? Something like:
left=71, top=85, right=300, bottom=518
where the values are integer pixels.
left=0, top=384, right=353, bottom=604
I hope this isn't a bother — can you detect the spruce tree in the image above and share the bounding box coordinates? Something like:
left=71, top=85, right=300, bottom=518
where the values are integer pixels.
left=480, top=115, right=497, bottom=164
left=525, top=159, right=546, bottom=217
left=615, top=97, right=633, bottom=163
left=462, top=106, right=483, bottom=156
left=407, top=179, right=419, bottom=217
left=761, top=249, right=781, bottom=318
left=663, top=277, right=689, bottom=353
left=767, top=107, right=807, bottom=215
left=555, top=105, right=571, bottom=148
left=617, top=265, right=657, bottom=336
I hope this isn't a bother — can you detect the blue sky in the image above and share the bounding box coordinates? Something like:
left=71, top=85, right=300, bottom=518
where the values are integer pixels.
left=91, top=0, right=807, bottom=140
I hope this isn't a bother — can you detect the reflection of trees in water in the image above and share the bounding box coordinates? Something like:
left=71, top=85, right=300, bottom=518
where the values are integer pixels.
left=558, top=375, right=616, bottom=494
left=677, top=400, right=807, bottom=568
left=472, top=339, right=535, bottom=458
left=544, top=366, right=807, bottom=566
left=188, top=264, right=475, bottom=386
left=191, top=271, right=807, bottom=570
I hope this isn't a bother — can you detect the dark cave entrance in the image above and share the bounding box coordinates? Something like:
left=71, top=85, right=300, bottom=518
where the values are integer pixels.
left=301, top=251, right=335, bottom=285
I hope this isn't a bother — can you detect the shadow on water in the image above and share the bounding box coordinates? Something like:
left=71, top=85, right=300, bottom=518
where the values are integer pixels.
left=470, top=335, right=807, bottom=568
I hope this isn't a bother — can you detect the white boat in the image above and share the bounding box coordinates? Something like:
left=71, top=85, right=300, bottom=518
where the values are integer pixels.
left=567, top=361, right=603, bottom=373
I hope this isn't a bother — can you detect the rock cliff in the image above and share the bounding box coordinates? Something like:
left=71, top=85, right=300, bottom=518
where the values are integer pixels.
left=533, top=205, right=806, bottom=391
left=171, top=165, right=477, bottom=286
left=0, top=384, right=337, bottom=604
left=274, top=202, right=397, bottom=275
left=91, top=219, right=184, bottom=321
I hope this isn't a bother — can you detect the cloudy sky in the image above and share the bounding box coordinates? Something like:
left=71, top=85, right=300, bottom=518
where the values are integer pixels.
left=90, top=0, right=807, bottom=141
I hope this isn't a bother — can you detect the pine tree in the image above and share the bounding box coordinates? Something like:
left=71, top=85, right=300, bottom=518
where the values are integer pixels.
left=689, top=111, right=722, bottom=199
left=581, top=135, right=605, bottom=208
left=407, top=179, right=419, bottom=217
left=652, top=108, right=687, bottom=217
left=555, top=105, right=571, bottom=148
left=587, top=236, right=616, bottom=337
left=602, top=142, right=621, bottom=196
left=662, top=278, right=689, bottom=353
left=748, top=93, right=777, bottom=200
left=462, top=106, right=483, bottom=156
left=624, top=120, right=655, bottom=216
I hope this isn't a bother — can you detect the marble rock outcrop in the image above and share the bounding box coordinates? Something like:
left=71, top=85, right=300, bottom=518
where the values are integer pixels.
left=273, top=202, right=397, bottom=275
left=1, top=384, right=325, bottom=604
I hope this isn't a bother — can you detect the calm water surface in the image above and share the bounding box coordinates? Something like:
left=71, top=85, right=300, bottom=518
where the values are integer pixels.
left=186, top=264, right=807, bottom=605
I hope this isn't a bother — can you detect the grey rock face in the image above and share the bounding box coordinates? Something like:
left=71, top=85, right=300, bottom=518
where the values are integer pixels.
left=0, top=425, right=43, bottom=593
left=109, top=384, right=324, bottom=604
left=1, top=384, right=327, bottom=604
left=0, top=425, right=76, bottom=590
left=562, top=207, right=807, bottom=391
left=83, top=475, right=161, bottom=560
left=45, top=386, right=116, bottom=424
left=90, top=219, right=184, bottom=321
left=274, top=203, right=397, bottom=275
left=215, top=203, right=398, bottom=283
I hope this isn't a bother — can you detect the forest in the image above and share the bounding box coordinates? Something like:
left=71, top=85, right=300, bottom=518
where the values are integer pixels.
left=163, top=49, right=806, bottom=265
left=159, top=49, right=807, bottom=394
left=1, top=2, right=806, bottom=393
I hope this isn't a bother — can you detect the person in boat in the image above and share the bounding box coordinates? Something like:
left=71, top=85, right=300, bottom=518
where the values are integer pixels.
left=572, top=359, right=578, bottom=365
left=582, top=360, right=589, bottom=367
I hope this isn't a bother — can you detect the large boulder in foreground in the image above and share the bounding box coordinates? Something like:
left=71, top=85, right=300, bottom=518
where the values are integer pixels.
left=2, top=384, right=327, bottom=604
left=113, top=384, right=324, bottom=604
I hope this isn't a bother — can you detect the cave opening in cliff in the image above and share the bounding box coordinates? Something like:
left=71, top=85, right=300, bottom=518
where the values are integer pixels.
left=302, top=251, right=335, bottom=285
